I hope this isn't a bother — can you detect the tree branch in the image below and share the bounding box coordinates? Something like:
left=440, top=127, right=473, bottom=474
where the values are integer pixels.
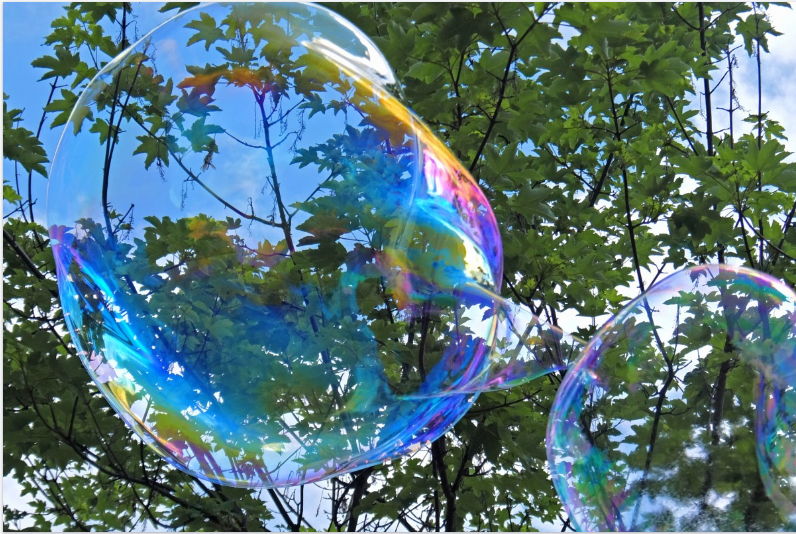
left=770, top=199, right=796, bottom=267
left=469, top=5, right=549, bottom=174
left=665, top=96, right=700, bottom=156
left=699, top=3, right=714, bottom=157
left=3, top=228, right=52, bottom=287
left=588, top=94, right=636, bottom=207
left=123, top=108, right=284, bottom=229
left=26, top=77, right=61, bottom=250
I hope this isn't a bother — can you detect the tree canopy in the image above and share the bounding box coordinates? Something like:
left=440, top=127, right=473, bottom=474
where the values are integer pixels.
left=4, top=2, right=796, bottom=532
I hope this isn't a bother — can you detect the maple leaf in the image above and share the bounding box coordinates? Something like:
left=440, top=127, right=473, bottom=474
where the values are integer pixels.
left=185, top=11, right=225, bottom=51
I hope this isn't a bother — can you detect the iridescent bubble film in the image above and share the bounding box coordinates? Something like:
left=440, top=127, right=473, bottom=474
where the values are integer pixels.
left=400, top=288, right=585, bottom=397
left=47, top=2, right=515, bottom=488
left=547, top=265, right=796, bottom=531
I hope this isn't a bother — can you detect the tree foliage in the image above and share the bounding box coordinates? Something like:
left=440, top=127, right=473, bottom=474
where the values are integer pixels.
left=4, top=2, right=796, bottom=532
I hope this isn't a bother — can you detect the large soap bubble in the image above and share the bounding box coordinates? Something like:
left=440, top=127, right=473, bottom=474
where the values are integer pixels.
left=547, top=265, right=796, bottom=531
left=47, top=2, right=575, bottom=488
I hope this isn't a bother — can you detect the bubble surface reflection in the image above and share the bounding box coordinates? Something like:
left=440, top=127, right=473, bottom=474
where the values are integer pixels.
left=48, top=2, right=506, bottom=488
left=547, top=265, right=796, bottom=531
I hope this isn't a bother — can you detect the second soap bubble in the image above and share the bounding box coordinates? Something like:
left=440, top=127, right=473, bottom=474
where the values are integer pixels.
left=547, top=265, right=796, bottom=531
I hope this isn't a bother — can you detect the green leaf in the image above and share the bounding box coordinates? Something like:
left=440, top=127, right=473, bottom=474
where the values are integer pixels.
left=509, top=185, right=555, bottom=220
left=183, top=116, right=224, bottom=152
left=4, top=183, right=23, bottom=205
left=159, top=2, right=200, bottom=14
left=132, top=135, right=169, bottom=169
left=89, top=118, right=110, bottom=145
left=31, top=47, right=80, bottom=81
left=185, top=12, right=225, bottom=51
left=3, top=99, right=49, bottom=177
